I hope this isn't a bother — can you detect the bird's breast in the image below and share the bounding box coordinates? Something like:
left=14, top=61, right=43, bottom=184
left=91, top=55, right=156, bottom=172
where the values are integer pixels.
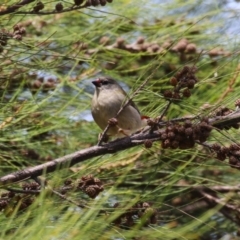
left=91, top=89, right=143, bottom=134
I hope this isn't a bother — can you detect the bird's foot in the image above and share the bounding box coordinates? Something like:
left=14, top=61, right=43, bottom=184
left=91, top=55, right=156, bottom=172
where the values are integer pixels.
left=118, top=128, right=130, bottom=137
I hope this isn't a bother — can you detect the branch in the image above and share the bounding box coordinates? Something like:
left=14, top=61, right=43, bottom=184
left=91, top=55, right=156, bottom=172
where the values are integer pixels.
left=119, top=182, right=240, bottom=193
left=0, top=131, right=160, bottom=186
left=209, top=109, right=240, bottom=128
left=12, top=5, right=88, bottom=16
left=0, top=0, right=35, bottom=15
left=199, top=190, right=240, bottom=225
left=0, top=108, right=240, bottom=187
left=0, top=1, right=115, bottom=16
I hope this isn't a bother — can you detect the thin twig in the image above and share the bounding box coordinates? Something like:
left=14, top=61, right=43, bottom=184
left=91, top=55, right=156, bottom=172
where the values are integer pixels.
left=209, top=109, right=240, bottom=128
left=6, top=187, right=40, bottom=194
left=150, top=53, right=203, bottom=133
left=118, top=182, right=240, bottom=192
left=0, top=0, right=35, bottom=15
left=200, top=190, right=240, bottom=215
left=159, top=100, right=172, bottom=122
left=3, top=3, right=133, bottom=19
left=5, top=186, right=88, bottom=208
left=51, top=189, right=88, bottom=209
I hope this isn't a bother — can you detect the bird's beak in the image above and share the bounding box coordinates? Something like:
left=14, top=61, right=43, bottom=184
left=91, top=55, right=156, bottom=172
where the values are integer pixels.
left=92, top=78, right=101, bottom=88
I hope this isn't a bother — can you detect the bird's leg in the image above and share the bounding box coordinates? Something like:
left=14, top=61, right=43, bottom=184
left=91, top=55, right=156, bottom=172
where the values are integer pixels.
left=108, top=117, right=124, bottom=134
left=117, top=128, right=130, bottom=136
left=108, top=118, right=130, bottom=136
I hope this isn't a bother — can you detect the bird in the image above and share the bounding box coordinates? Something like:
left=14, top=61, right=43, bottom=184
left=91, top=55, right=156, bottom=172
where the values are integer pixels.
left=91, top=77, right=148, bottom=138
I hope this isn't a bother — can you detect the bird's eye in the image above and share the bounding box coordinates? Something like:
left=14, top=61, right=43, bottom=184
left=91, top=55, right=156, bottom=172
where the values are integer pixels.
left=101, top=80, right=109, bottom=85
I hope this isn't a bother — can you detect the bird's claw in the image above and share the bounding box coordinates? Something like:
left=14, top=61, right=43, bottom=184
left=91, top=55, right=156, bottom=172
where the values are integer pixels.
left=118, top=128, right=130, bottom=136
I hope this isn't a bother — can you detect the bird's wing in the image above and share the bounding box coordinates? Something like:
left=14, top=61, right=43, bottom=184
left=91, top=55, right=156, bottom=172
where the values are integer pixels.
left=118, top=86, right=141, bottom=114
left=129, top=98, right=141, bottom=114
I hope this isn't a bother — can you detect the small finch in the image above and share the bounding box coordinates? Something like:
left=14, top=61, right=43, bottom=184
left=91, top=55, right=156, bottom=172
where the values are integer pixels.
left=91, top=77, right=148, bottom=138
